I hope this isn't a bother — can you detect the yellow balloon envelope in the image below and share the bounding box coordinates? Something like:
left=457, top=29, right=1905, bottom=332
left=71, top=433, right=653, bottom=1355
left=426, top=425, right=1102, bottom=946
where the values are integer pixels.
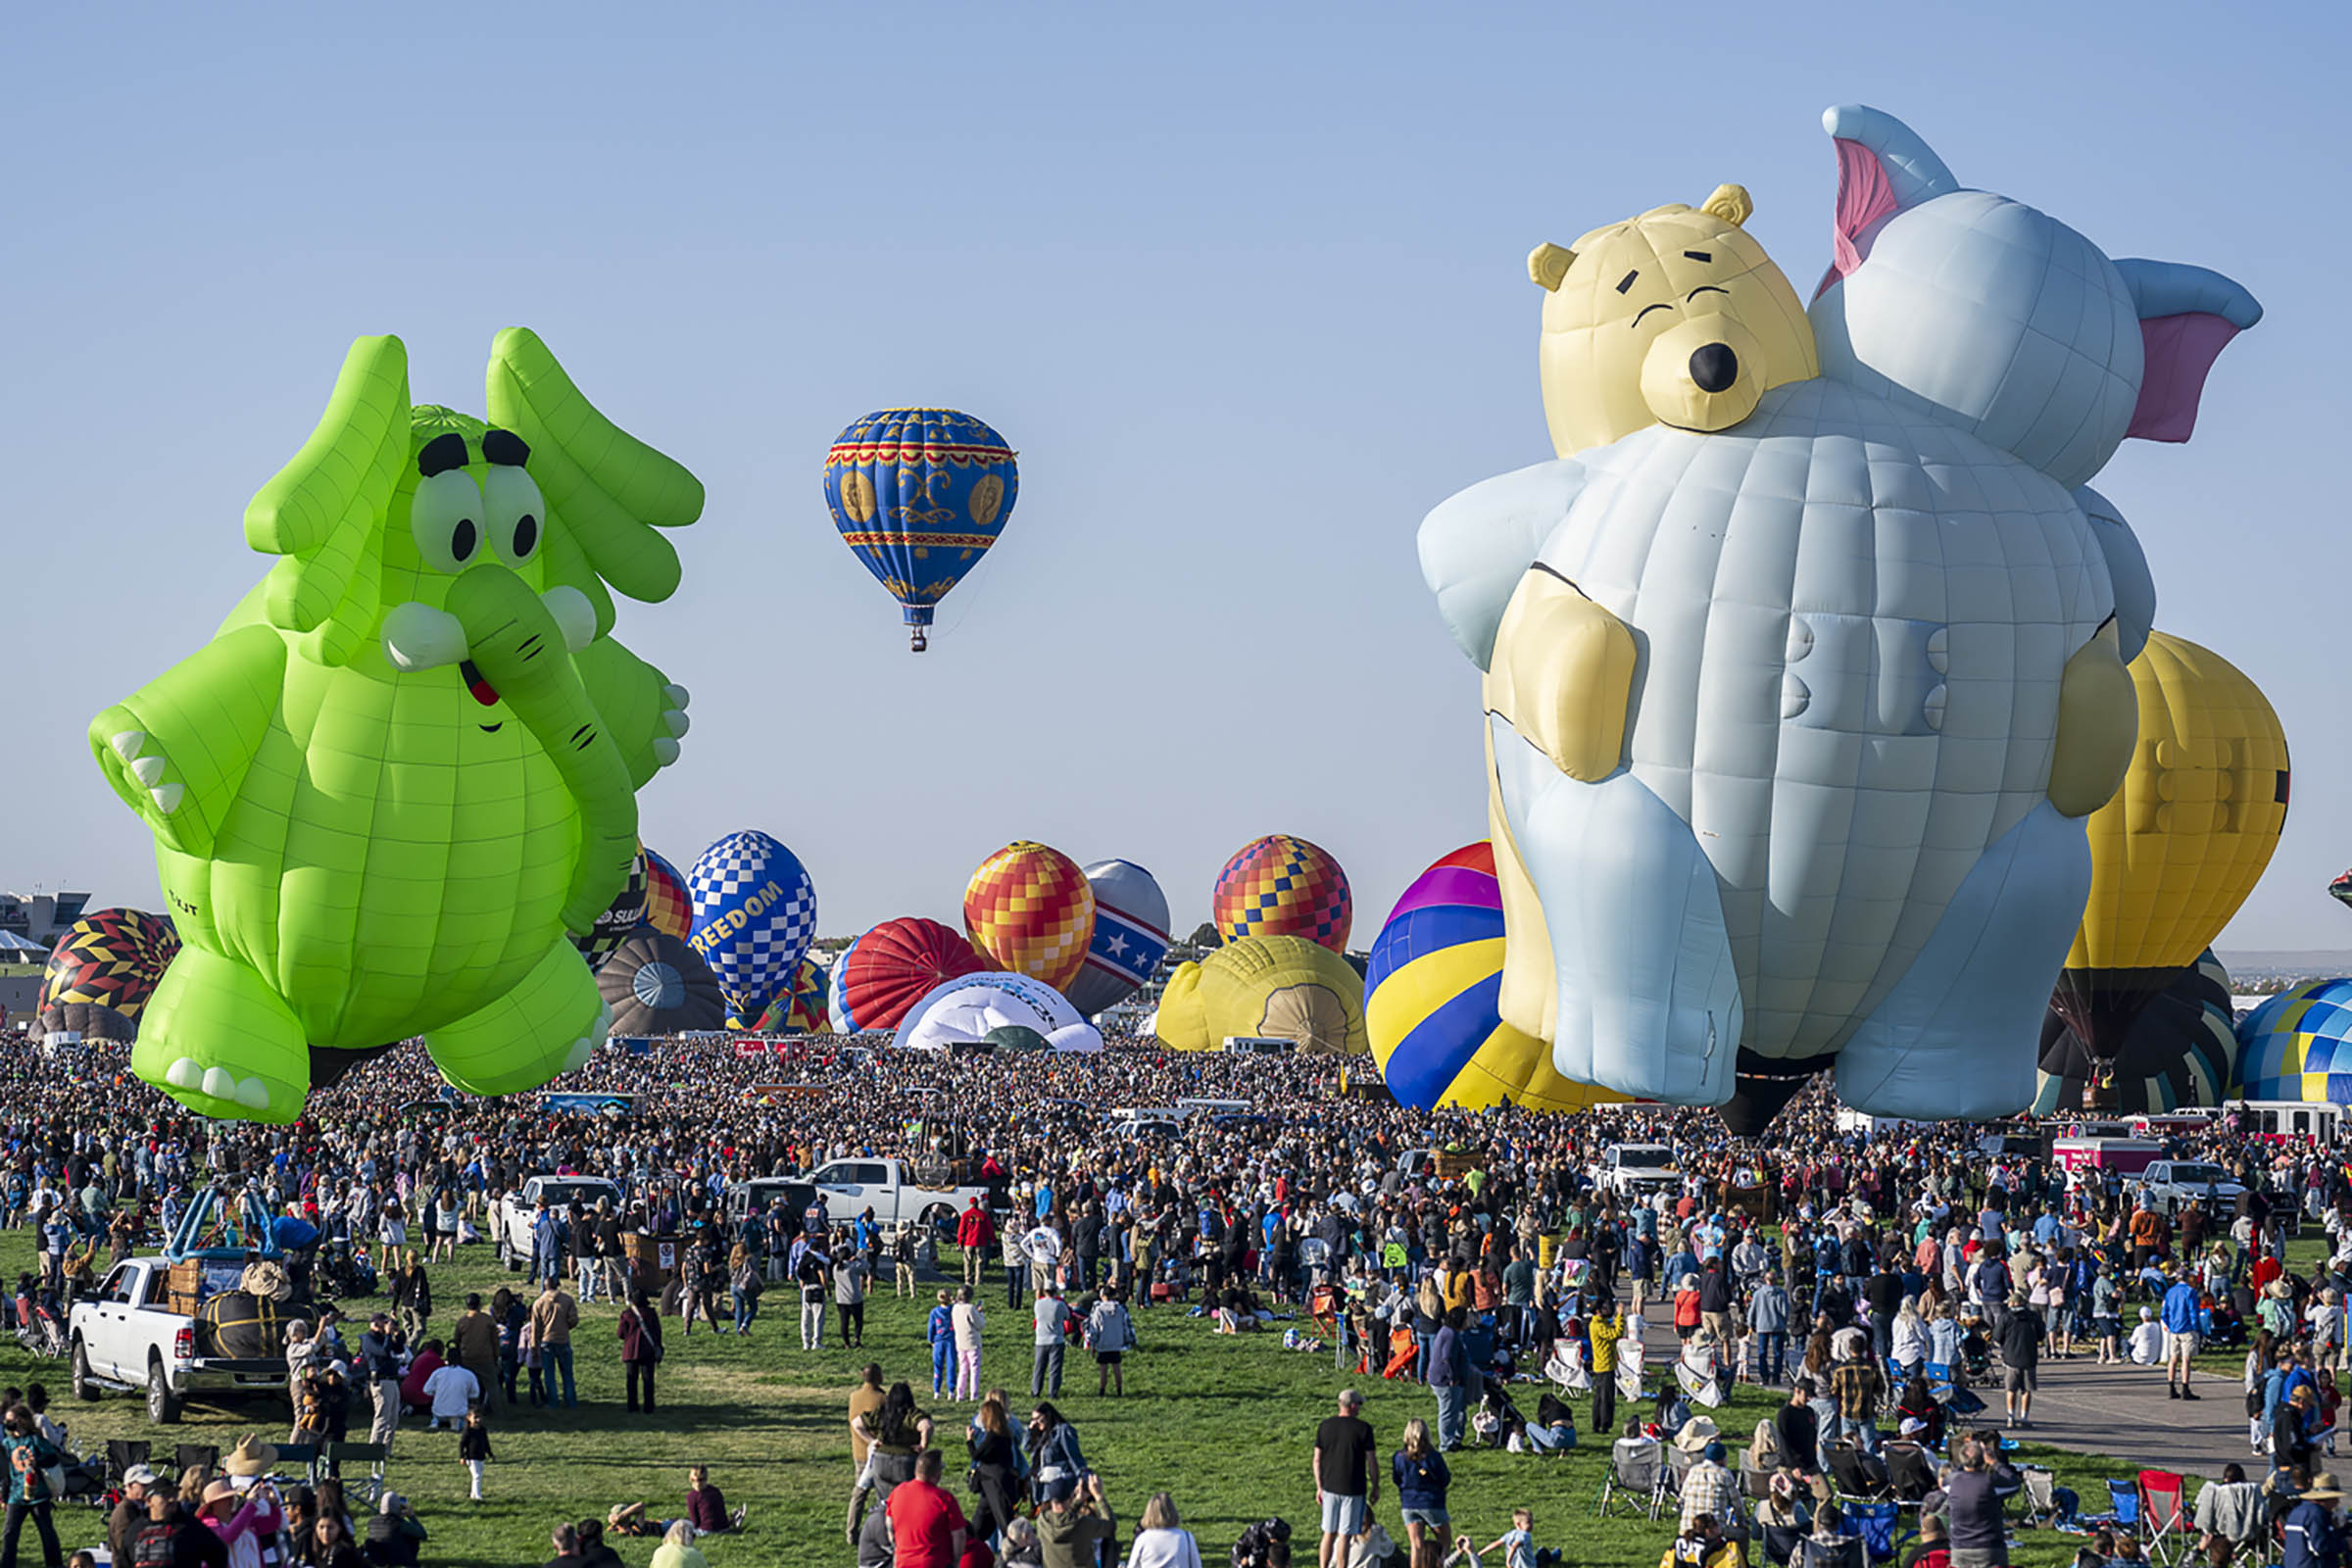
left=1153, top=935, right=1366, bottom=1054
left=2056, top=631, right=2288, bottom=1055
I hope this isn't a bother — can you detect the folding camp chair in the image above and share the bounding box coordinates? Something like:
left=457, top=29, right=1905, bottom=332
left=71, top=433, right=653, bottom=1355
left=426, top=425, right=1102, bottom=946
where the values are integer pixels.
left=2103, top=1478, right=2142, bottom=1532
left=1842, top=1500, right=1901, bottom=1563
left=174, top=1444, right=220, bottom=1477
left=2138, top=1470, right=2188, bottom=1565
left=1794, top=1534, right=1868, bottom=1568
left=2017, top=1466, right=2059, bottom=1525
left=1886, top=1446, right=1937, bottom=1503
left=1743, top=1464, right=1779, bottom=1503
left=104, top=1440, right=151, bottom=1486
left=1828, top=1445, right=1891, bottom=1503
left=1598, top=1440, right=1665, bottom=1519
left=322, top=1443, right=388, bottom=1501
left=275, top=1443, right=319, bottom=1483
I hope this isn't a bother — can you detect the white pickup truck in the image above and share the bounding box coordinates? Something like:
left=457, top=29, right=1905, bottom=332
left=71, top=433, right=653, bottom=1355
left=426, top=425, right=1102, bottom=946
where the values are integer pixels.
left=70, top=1257, right=287, bottom=1424
left=1592, top=1143, right=1682, bottom=1200
left=806, top=1157, right=992, bottom=1237
left=497, top=1174, right=628, bottom=1267
left=2137, top=1159, right=2248, bottom=1211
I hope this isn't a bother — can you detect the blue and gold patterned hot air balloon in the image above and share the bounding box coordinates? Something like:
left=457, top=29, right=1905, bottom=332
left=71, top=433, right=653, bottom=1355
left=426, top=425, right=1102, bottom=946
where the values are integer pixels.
left=824, top=409, right=1018, bottom=651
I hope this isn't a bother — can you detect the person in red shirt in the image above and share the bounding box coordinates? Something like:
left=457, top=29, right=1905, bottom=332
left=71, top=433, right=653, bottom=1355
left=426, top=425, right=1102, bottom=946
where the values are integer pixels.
left=886, top=1449, right=967, bottom=1568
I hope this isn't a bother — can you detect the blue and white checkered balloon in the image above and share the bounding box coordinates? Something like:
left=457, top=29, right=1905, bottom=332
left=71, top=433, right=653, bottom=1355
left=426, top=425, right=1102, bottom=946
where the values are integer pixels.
left=685, top=831, right=817, bottom=1021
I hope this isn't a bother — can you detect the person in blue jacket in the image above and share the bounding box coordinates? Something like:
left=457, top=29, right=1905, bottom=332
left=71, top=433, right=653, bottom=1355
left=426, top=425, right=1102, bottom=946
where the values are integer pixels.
left=2163, top=1267, right=2206, bottom=1401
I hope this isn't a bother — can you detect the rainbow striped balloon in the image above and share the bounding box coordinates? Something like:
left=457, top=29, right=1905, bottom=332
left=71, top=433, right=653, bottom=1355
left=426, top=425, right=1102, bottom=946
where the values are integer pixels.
left=1365, top=843, right=1623, bottom=1112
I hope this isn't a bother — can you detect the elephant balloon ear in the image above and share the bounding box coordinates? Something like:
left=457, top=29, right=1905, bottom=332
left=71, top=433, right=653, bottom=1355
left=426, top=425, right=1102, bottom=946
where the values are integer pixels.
left=244, top=334, right=413, bottom=644
left=2114, top=260, right=2264, bottom=444
left=484, top=327, right=706, bottom=606
left=1815, top=104, right=1960, bottom=298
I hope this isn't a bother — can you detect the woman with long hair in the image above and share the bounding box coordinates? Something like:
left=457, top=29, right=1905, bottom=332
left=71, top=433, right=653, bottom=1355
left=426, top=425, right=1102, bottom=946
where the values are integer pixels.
left=1391, top=1417, right=1452, bottom=1568
left=846, top=1383, right=931, bottom=1544
left=1025, top=1402, right=1086, bottom=1506
left=966, top=1397, right=1024, bottom=1549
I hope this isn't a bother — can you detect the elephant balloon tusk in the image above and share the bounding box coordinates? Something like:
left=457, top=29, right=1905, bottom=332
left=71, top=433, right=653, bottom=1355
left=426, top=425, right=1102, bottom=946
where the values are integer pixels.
left=380, top=602, right=469, bottom=672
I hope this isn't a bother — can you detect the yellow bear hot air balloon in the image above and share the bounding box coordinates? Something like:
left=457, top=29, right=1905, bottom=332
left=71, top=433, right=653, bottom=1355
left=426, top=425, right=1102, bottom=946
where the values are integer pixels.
left=1152, top=935, right=1366, bottom=1054
left=2055, top=632, right=2288, bottom=1065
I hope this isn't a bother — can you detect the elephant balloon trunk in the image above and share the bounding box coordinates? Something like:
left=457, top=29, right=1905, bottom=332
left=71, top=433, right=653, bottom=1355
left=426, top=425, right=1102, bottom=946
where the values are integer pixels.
left=442, top=565, right=638, bottom=935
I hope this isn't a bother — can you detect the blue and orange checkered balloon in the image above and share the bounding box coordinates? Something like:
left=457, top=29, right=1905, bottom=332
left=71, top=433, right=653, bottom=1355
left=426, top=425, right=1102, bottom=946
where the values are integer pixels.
left=1211, top=834, right=1351, bottom=954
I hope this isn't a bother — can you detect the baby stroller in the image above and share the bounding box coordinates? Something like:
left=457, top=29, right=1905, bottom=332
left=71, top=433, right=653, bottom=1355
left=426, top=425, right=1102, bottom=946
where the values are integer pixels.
left=1472, top=1375, right=1526, bottom=1448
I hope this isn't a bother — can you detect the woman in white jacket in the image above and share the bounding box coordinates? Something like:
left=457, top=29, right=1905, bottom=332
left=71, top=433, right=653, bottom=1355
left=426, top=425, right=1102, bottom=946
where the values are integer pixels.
left=1890, top=1298, right=1931, bottom=1375
left=1125, top=1492, right=1203, bottom=1568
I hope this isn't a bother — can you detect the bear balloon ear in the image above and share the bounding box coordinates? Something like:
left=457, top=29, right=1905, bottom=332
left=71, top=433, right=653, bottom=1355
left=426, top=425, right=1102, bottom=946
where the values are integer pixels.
left=2115, top=260, right=2264, bottom=444
left=1815, top=104, right=1960, bottom=298
left=1528, top=243, right=1575, bottom=292
left=1699, top=184, right=1753, bottom=226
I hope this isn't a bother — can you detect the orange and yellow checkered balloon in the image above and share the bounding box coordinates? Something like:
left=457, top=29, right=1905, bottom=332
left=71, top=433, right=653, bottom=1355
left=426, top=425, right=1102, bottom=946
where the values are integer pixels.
left=962, top=841, right=1097, bottom=993
left=1212, top=834, right=1352, bottom=953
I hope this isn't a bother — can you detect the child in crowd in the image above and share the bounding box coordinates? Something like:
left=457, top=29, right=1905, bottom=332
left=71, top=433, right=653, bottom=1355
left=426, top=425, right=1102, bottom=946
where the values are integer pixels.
left=1447, top=1506, right=1544, bottom=1568
left=459, top=1405, right=494, bottom=1501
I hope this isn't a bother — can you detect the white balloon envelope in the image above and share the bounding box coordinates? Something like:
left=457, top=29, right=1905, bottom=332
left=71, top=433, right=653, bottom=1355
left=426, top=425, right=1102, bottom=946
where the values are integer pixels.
left=891, top=970, right=1103, bottom=1054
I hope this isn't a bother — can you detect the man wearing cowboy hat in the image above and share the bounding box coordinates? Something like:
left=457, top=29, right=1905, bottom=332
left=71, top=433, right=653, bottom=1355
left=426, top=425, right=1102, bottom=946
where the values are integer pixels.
left=2281, top=1471, right=2341, bottom=1568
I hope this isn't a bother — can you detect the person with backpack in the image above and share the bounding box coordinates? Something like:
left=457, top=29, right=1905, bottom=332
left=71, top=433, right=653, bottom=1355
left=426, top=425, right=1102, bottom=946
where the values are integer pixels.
left=798, top=1234, right=833, bottom=1351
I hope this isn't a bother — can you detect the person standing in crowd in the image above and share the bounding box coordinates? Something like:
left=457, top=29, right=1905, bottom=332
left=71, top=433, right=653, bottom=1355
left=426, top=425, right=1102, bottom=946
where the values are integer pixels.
left=1032, top=1283, right=1068, bottom=1400
left=2283, top=1472, right=2343, bottom=1568
left=1311, top=1389, right=1377, bottom=1568
left=1392, top=1418, right=1451, bottom=1568
left=1429, top=1307, right=1470, bottom=1452
left=2164, top=1266, right=2206, bottom=1401
left=1591, top=1300, right=1627, bottom=1437
left=834, top=1246, right=871, bottom=1350
left=958, top=1199, right=996, bottom=1290
left=1088, top=1287, right=1135, bottom=1397
left=798, top=1231, right=833, bottom=1351
left=532, top=1276, right=579, bottom=1408
left=1943, top=1438, right=2020, bottom=1568
left=926, top=1292, right=955, bottom=1397
left=952, top=1287, right=986, bottom=1403
left=1996, top=1293, right=2046, bottom=1430
left=451, top=1293, right=500, bottom=1414
left=0, top=1403, right=63, bottom=1568
left=618, top=1287, right=662, bottom=1414
left=847, top=1363, right=887, bottom=1493
left=359, top=1311, right=403, bottom=1468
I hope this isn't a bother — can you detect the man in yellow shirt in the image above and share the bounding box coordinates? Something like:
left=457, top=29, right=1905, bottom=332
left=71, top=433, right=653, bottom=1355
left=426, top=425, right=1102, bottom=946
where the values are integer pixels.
left=1592, top=1303, right=1627, bottom=1435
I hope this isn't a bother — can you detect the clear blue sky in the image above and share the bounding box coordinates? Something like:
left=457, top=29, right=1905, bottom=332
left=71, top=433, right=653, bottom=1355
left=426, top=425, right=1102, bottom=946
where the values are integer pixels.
left=6, top=1, right=2346, bottom=952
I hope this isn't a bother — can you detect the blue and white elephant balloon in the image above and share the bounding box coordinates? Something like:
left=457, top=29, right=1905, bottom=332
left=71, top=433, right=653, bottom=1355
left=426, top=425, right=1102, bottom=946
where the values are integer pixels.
left=1417, top=105, right=2260, bottom=1121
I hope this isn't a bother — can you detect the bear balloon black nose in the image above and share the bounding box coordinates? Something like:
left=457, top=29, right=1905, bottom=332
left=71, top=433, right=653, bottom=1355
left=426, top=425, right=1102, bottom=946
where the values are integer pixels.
left=1690, top=343, right=1740, bottom=394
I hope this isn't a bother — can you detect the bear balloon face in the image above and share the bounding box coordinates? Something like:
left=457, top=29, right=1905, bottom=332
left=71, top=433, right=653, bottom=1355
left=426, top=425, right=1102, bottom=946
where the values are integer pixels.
left=1809, top=105, right=2263, bottom=490
left=1531, top=184, right=1819, bottom=460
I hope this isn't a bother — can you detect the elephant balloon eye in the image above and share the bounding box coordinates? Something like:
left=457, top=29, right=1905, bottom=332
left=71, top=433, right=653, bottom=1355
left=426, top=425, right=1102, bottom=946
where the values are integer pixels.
left=482, top=465, right=548, bottom=566
left=411, top=469, right=487, bottom=575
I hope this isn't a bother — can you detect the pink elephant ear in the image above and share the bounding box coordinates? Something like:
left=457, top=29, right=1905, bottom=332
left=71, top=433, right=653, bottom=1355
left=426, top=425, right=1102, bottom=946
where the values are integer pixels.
left=1813, top=106, right=1960, bottom=299
left=1819, top=139, right=1900, bottom=296
left=2116, top=260, right=2264, bottom=444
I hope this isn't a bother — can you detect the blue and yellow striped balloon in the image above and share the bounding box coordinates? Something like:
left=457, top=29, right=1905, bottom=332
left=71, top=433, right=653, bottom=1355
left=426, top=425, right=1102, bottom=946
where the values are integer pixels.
left=2236, top=977, right=2352, bottom=1103
left=823, top=408, right=1017, bottom=652
left=1365, top=843, right=1624, bottom=1112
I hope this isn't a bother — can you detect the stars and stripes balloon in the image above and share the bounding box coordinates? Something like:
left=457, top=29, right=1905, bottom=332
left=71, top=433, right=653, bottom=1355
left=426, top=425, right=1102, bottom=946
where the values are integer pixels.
left=1212, top=834, right=1352, bottom=953
left=1064, top=859, right=1171, bottom=1015
left=686, top=831, right=817, bottom=1022
left=963, top=842, right=1096, bottom=993
left=823, top=408, right=1018, bottom=652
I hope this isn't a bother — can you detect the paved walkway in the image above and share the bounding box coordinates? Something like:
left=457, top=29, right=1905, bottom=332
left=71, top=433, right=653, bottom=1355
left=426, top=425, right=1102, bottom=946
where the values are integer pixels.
left=1627, top=1306, right=2255, bottom=1478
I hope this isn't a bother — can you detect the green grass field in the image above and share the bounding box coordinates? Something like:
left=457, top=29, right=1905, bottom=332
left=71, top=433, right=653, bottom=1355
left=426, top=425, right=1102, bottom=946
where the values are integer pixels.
left=0, top=1231, right=2166, bottom=1568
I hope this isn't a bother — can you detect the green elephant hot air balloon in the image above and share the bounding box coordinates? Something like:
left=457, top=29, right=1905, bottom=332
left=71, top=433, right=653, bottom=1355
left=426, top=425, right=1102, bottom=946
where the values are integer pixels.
left=88, top=330, right=700, bottom=1122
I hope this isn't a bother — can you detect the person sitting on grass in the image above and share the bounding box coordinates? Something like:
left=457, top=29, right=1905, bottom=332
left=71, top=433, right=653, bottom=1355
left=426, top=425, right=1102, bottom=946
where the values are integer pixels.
left=647, top=1518, right=708, bottom=1568
left=1662, top=1511, right=1743, bottom=1568
left=683, top=1467, right=747, bottom=1535
left=1445, top=1505, right=1544, bottom=1568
